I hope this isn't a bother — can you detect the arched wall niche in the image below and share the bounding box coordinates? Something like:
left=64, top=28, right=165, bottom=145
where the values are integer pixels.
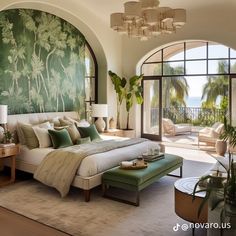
left=0, top=0, right=108, bottom=104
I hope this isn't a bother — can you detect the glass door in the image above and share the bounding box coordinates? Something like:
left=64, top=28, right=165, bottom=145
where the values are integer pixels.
left=141, top=76, right=162, bottom=141
left=230, top=76, right=236, bottom=126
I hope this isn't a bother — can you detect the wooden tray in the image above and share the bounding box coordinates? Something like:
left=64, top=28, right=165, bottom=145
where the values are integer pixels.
left=119, top=163, right=148, bottom=170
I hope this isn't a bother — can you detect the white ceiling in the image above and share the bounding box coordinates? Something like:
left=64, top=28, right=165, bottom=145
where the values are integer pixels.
left=77, top=0, right=231, bottom=24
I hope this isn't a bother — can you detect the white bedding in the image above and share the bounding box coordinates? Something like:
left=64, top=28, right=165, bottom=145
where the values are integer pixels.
left=17, top=136, right=158, bottom=177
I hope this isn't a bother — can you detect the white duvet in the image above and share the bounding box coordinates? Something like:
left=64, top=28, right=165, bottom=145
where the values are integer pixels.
left=17, top=136, right=158, bottom=177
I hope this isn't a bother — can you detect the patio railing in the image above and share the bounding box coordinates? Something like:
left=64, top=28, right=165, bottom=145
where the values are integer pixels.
left=151, top=107, right=226, bottom=127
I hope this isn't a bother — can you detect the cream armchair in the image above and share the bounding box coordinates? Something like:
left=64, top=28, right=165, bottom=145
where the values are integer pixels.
left=198, top=122, right=224, bottom=146
left=162, top=118, right=192, bottom=136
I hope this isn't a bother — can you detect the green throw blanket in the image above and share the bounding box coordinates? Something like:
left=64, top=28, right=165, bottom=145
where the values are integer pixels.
left=34, top=138, right=147, bottom=197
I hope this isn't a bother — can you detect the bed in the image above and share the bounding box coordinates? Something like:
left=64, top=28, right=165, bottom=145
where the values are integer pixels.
left=6, top=112, right=161, bottom=201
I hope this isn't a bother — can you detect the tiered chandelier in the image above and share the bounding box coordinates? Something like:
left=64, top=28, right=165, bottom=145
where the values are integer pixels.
left=110, top=0, right=186, bottom=41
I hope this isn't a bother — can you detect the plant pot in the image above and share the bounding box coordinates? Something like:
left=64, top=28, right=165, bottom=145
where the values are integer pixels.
left=215, top=139, right=227, bottom=156
left=122, top=129, right=136, bottom=138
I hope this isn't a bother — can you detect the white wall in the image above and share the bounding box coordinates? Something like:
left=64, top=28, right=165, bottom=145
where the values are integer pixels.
left=121, top=2, right=236, bottom=136
left=0, top=0, right=122, bottom=122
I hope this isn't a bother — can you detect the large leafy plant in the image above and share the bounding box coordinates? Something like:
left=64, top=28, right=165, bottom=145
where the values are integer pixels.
left=108, top=71, right=143, bottom=130
left=108, top=71, right=126, bottom=129
left=193, top=117, right=236, bottom=221
left=125, top=75, right=143, bottom=130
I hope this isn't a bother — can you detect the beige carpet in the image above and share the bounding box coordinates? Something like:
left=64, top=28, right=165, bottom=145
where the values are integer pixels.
left=0, top=156, right=212, bottom=236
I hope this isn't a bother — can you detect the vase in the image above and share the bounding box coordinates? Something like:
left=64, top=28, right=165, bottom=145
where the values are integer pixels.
left=215, top=139, right=227, bottom=156
left=109, top=117, right=116, bottom=129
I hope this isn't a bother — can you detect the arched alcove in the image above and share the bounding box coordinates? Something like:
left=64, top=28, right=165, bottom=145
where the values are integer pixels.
left=1, top=1, right=108, bottom=104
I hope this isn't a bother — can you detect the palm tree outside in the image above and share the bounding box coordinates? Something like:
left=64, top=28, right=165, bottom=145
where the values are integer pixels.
left=151, top=64, right=189, bottom=109
left=201, top=60, right=229, bottom=109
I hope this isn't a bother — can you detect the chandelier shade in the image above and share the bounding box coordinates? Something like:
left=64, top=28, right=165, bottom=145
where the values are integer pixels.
left=173, top=9, right=186, bottom=27
left=110, top=0, right=186, bottom=41
left=140, top=0, right=160, bottom=9
left=124, top=1, right=142, bottom=19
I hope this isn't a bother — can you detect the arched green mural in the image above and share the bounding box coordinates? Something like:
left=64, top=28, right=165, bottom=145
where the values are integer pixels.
left=0, top=9, right=86, bottom=116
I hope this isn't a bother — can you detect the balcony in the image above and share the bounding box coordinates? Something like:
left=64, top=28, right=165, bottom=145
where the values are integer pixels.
left=150, top=107, right=226, bottom=128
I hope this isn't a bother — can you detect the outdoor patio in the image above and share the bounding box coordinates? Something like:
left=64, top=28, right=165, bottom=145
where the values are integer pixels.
left=162, top=126, right=217, bottom=152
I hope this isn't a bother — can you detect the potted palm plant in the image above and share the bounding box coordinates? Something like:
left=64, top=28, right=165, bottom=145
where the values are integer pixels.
left=108, top=71, right=126, bottom=129
left=108, top=71, right=143, bottom=135
left=193, top=117, right=236, bottom=230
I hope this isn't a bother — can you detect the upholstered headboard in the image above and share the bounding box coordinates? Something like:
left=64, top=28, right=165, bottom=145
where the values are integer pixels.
left=8, top=111, right=79, bottom=133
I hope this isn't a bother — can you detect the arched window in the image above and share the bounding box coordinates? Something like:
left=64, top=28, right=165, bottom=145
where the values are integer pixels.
left=141, top=41, right=236, bottom=76
left=141, top=41, right=236, bottom=140
left=85, top=43, right=98, bottom=117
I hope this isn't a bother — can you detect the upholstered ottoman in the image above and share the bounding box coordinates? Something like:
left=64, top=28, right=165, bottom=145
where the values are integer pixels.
left=102, top=153, right=183, bottom=206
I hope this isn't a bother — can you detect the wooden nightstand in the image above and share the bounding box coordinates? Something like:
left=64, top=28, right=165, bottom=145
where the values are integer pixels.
left=0, top=144, right=20, bottom=187
left=103, top=129, right=124, bottom=137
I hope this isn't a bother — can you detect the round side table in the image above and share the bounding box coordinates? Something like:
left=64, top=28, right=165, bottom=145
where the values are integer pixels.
left=174, top=177, right=208, bottom=235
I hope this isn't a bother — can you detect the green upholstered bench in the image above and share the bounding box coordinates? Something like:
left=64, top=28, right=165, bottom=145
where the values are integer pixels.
left=102, top=153, right=183, bottom=206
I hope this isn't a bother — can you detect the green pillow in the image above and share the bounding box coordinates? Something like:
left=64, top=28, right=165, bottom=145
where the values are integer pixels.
left=20, top=123, right=39, bottom=149
left=76, top=137, right=91, bottom=145
left=48, top=129, right=73, bottom=149
left=77, top=124, right=102, bottom=141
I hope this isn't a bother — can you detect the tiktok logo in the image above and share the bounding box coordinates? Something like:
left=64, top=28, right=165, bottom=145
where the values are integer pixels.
left=173, top=223, right=180, bottom=232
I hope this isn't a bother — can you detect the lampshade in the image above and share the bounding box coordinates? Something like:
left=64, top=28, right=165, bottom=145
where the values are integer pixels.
left=91, top=104, right=108, bottom=118
left=140, top=0, right=160, bottom=10
left=143, top=9, right=156, bottom=26
left=0, top=105, right=7, bottom=124
left=173, top=9, right=186, bottom=27
left=110, top=13, right=125, bottom=30
left=124, top=1, right=142, bottom=20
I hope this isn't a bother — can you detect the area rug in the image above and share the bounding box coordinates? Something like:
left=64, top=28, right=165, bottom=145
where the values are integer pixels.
left=0, top=159, right=211, bottom=236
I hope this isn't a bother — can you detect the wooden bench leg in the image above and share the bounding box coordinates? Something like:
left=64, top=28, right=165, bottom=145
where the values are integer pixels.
left=167, top=166, right=183, bottom=178
left=84, top=189, right=90, bottom=202
left=102, top=184, right=140, bottom=206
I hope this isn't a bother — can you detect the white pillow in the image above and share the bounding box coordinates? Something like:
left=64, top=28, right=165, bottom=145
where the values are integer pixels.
left=77, top=119, right=90, bottom=127
left=38, top=121, right=53, bottom=129
left=32, top=126, right=52, bottom=148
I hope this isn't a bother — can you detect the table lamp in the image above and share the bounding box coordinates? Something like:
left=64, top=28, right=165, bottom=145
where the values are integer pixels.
left=91, top=104, right=108, bottom=132
left=0, top=105, right=8, bottom=141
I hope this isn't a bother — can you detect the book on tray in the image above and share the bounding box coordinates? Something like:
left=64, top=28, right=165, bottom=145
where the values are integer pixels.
left=142, top=152, right=165, bottom=162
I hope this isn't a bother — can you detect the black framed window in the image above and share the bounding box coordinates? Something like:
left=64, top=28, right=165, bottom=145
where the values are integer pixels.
left=141, top=41, right=236, bottom=76
left=84, top=42, right=98, bottom=119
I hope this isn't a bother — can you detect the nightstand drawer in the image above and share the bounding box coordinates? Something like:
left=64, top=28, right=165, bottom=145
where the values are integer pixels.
left=0, top=146, right=19, bottom=158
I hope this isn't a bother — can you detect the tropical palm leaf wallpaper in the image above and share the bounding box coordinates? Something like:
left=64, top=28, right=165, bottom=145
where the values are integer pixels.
left=0, top=9, right=86, bottom=116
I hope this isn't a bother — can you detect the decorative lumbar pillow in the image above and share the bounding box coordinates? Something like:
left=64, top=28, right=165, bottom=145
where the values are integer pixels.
left=48, top=129, right=73, bottom=149
left=64, top=116, right=80, bottom=126
left=20, top=123, right=39, bottom=149
left=59, top=118, right=73, bottom=126
left=65, top=124, right=81, bottom=144
left=33, top=127, right=52, bottom=148
left=77, top=124, right=102, bottom=141
left=49, top=117, right=61, bottom=127
left=76, top=137, right=91, bottom=145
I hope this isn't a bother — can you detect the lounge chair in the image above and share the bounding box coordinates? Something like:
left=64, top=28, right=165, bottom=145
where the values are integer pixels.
left=162, top=118, right=192, bottom=136
left=198, top=122, right=224, bottom=146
